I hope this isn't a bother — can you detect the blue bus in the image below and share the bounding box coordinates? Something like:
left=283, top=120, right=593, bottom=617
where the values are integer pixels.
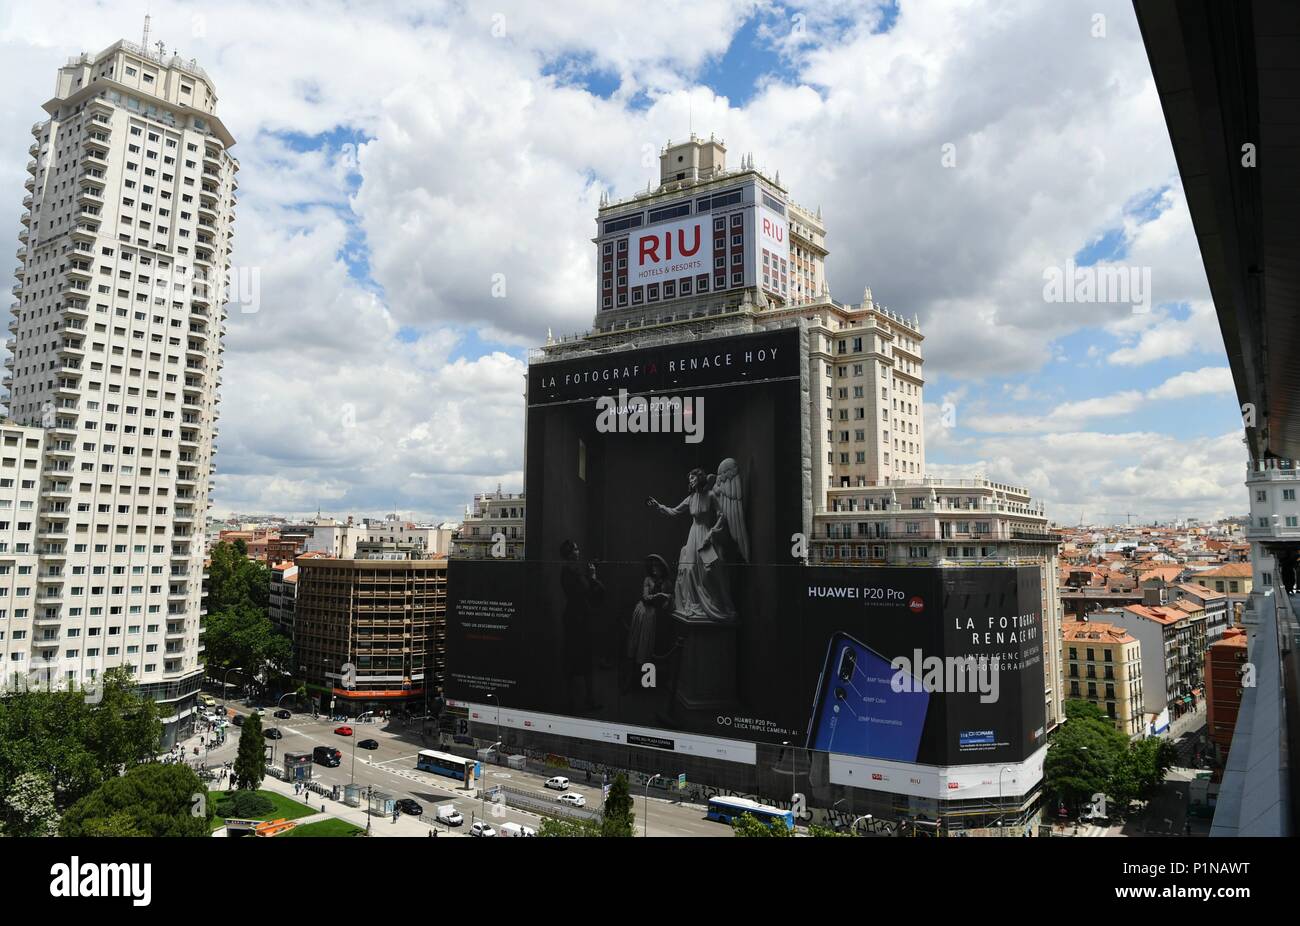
left=416, top=749, right=478, bottom=785
left=706, top=796, right=795, bottom=830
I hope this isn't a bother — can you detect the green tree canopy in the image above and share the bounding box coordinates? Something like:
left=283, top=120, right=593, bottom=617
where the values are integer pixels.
left=61, top=763, right=211, bottom=837
left=0, top=668, right=160, bottom=823
left=1046, top=699, right=1172, bottom=818
left=1, top=771, right=59, bottom=837
left=207, top=541, right=271, bottom=613
left=600, top=774, right=636, bottom=837
left=234, top=712, right=266, bottom=792
left=732, top=812, right=794, bottom=837
left=538, top=816, right=603, bottom=837
left=203, top=542, right=289, bottom=694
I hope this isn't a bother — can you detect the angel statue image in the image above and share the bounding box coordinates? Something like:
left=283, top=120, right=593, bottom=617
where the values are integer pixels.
left=645, top=459, right=750, bottom=624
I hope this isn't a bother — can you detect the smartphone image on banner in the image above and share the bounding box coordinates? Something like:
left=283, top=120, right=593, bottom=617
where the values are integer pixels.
left=805, top=632, right=931, bottom=762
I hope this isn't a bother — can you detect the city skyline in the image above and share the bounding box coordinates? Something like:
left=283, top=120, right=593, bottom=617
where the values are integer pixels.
left=0, top=1, right=1242, bottom=526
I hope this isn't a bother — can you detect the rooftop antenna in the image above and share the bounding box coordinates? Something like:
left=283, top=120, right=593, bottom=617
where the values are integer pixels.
left=142, top=13, right=151, bottom=49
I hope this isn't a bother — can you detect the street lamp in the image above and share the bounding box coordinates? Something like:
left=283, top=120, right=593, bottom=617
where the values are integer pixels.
left=220, top=665, right=243, bottom=711
left=644, top=773, right=662, bottom=837
left=478, top=740, right=502, bottom=823
left=851, top=813, right=873, bottom=835
left=485, top=692, right=502, bottom=746
left=782, top=740, right=798, bottom=824
left=997, top=766, right=1015, bottom=836
left=351, top=710, right=374, bottom=785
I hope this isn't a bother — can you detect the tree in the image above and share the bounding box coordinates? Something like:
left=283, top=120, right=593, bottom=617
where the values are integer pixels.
left=202, top=542, right=289, bottom=695
left=2, top=771, right=59, bottom=837
left=600, top=774, right=636, bottom=837
left=0, top=668, right=161, bottom=822
left=206, top=541, right=270, bottom=613
left=234, top=712, right=266, bottom=792
left=732, top=812, right=793, bottom=837
left=808, top=823, right=850, bottom=837
left=1044, top=699, right=1133, bottom=816
left=203, top=605, right=292, bottom=692
left=538, top=816, right=602, bottom=837
left=60, top=763, right=211, bottom=837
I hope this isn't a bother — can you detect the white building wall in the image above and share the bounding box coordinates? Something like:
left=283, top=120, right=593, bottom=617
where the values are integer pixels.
left=5, top=40, right=233, bottom=729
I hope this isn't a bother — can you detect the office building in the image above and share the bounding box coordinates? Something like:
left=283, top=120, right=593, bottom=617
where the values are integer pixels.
left=293, top=551, right=446, bottom=717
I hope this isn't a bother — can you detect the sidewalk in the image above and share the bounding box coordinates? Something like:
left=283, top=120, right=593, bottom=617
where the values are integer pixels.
left=256, top=772, right=465, bottom=837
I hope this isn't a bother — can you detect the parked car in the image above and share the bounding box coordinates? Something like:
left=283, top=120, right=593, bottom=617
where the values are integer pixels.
left=312, top=745, right=342, bottom=767
left=469, top=822, right=497, bottom=837
left=358, top=738, right=379, bottom=750
left=435, top=805, right=463, bottom=826
left=397, top=798, right=423, bottom=816
left=231, top=714, right=245, bottom=726
left=544, top=776, right=570, bottom=791
left=273, top=709, right=292, bottom=720
left=557, top=792, right=587, bottom=808
left=263, top=727, right=283, bottom=740
left=334, top=725, right=353, bottom=736
left=254, top=708, right=266, bottom=717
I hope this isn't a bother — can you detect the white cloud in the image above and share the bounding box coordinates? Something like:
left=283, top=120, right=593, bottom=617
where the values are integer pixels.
left=928, top=430, right=1245, bottom=523
left=0, top=0, right=1240, bottom=519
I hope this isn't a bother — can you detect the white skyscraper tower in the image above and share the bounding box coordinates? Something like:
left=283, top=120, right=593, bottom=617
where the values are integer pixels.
left=4, top=37, right=235, bottom=744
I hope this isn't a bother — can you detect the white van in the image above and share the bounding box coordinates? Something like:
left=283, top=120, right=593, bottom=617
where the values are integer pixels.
left=435, top=805, right=463, bottom=827
left=499, top=822, right=536, bottom=837
left=544, top=776, right=569, bottom=791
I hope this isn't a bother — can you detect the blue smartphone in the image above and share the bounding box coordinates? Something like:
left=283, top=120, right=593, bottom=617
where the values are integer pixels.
left=805, top=632, right=930, bottom=761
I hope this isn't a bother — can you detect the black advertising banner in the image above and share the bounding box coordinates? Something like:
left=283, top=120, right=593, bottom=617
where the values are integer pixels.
left=447, top=561, right=1046, bottom=766
left=447, top=326, right=1047, bottom=767
left=528, top=327, right=802, bottom=404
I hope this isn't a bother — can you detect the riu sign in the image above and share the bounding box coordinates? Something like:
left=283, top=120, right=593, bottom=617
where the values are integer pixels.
left=632, top=215, right=709, bottom=284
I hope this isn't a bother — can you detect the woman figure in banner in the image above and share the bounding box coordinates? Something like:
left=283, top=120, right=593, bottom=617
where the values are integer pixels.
left=624, top=554, right=672, bottom=692
left=645, top=459, right=749, bottom=624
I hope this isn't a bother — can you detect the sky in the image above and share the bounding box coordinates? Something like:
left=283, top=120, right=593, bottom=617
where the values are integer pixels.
left=0, top=0, right=1245, bottom=526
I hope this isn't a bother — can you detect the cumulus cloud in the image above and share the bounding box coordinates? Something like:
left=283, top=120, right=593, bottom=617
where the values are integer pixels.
left=0, top=0, right=1243, bottom=521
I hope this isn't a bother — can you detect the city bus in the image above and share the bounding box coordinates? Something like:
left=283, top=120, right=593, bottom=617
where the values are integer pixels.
left=705, top=796, right=795, bottom=830
left=416, top=749, right=478, bottom=786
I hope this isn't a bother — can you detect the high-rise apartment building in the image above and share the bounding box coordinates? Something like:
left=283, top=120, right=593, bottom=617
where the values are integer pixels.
left=3, top=38, right=235, bottom=745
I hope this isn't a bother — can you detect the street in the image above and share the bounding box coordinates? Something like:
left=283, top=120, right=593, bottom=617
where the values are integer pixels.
left=199, top=704, right=732, bottom=837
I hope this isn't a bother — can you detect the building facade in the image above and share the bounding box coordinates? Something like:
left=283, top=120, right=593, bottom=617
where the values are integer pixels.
left=293, top=553, right=446, bottom=717
left=4, top=39, right=234, bottom=745
left=451, top=491, right=525, bottom=559
left=1062, top=619, right=1144, bottom=738
left=451, top=138, right=1062, bottom=829
left=1205, top=626, right=1249, bottom=758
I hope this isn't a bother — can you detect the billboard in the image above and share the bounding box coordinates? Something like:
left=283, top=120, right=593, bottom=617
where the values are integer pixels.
left=758, top=205, right=789, bottom=299
left=630, top=214, right=709, bottom=289
left=448, top=561, right=1046, bottom=767
left=446, top=327, right=1047, bottom=767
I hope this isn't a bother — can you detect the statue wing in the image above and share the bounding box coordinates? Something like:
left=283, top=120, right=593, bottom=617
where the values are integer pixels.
left=712, top=458, right=750, bottom=562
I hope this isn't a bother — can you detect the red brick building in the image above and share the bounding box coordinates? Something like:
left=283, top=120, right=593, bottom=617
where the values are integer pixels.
left=1205, top=627, right=1249, bottom=757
